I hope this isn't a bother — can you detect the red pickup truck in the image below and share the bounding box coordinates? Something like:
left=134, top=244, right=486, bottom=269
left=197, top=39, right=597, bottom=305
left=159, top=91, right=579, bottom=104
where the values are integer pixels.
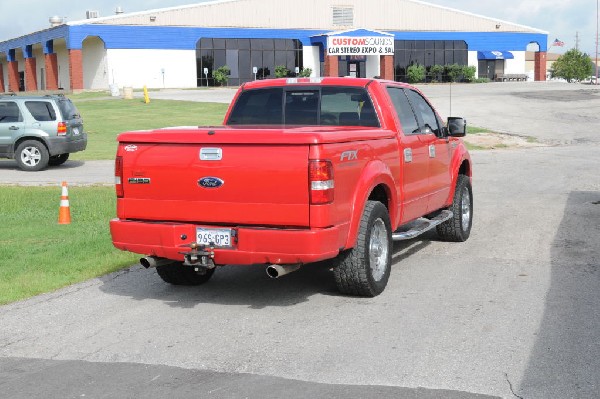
left=110, top=77, right=472, bottom=297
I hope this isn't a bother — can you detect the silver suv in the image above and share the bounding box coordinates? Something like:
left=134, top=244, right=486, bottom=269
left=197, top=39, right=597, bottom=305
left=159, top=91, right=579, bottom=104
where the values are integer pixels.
left=0, top=94, right=87, bottom=171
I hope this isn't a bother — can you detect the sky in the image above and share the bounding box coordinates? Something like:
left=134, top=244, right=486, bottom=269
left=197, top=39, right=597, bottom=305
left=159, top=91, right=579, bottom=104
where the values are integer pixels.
left=0, top=0, right=598, bottom=56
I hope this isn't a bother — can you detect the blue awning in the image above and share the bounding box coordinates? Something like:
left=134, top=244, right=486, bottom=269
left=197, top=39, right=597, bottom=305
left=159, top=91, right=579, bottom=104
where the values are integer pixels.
left=478, top=51, right=514, bottom=60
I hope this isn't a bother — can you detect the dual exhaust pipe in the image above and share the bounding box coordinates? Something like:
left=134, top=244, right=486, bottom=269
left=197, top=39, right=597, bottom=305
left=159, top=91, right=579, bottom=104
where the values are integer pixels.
left=140, top=256, right=173, bottom=269
left=141, top=256, right=302, bottom=279
left=265, top=264, right=301, bottom=279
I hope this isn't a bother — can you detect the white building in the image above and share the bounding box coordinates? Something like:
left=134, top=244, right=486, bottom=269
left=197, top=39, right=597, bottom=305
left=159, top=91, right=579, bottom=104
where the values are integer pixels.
left=0, top=0, right=549, bottom=92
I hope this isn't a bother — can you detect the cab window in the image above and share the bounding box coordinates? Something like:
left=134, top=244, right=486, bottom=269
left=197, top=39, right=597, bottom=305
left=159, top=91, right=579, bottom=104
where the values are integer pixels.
left=405, top=89, right=441, bottom=136
left=386, top=87, right=419, bottom=135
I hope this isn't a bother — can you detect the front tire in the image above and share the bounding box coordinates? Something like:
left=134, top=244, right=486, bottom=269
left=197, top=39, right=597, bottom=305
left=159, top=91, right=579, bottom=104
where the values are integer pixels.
left=15, top=140, right=49, bottom=171
left=333, top=200, right=392, bottom=297
left=156, top=262, right=215, bottom=285
left=437, top=174, right=473, bottom=242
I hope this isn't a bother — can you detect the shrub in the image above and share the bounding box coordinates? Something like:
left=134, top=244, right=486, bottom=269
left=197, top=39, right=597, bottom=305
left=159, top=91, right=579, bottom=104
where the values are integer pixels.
left=275, top=65, right=290, bottom=78
left=213, top=66, right=230, bottom=86
left=298, top=67, right=312, bottom=77
left=461, top=65, right=477, bottom=82
left=428, top=65, right=445, bottom=82
left=445, top=64, right=462, bottom=82
left=407, top=64, right=426, bottom=83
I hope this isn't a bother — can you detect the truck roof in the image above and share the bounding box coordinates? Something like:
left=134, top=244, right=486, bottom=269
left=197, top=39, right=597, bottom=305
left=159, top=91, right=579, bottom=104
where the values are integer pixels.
left=240, top=77, right=402, bottom=90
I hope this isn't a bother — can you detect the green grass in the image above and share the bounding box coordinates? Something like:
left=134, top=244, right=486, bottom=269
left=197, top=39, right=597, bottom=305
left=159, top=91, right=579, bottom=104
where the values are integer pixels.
left=467, top=125, right=492, bottom=134
left=0, top=186, right=139, bottom=305
left=70, top=98, right=229, bottom=160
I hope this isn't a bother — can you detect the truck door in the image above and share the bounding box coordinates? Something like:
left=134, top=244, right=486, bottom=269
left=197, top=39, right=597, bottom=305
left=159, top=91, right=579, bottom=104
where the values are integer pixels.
left=0, top=101, right=24, bottom=157
left=404, top=89, right=452, bottom=212
left=385, top=86, right=429, bottom=223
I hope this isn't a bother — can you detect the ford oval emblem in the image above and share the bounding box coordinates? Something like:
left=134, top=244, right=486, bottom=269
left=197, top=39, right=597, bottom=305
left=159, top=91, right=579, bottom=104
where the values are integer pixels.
left=198, top=177, right=224, bottom=189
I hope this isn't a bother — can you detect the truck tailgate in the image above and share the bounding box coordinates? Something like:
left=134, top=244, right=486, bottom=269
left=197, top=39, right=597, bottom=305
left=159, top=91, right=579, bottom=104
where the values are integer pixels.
left=118, top=142, right=310, bottom=227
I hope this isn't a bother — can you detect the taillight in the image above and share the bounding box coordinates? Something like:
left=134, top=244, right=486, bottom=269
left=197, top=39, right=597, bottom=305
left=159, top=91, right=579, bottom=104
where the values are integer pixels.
left=309, top=160, right=334, bottom=204
left=115, top=156, right=124, bottom=198
left=57, top=122, right=67, bottom=136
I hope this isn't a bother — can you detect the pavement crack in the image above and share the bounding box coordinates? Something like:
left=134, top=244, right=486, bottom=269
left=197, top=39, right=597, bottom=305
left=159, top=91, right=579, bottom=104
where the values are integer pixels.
left=505, top=373, right=524, bottom=399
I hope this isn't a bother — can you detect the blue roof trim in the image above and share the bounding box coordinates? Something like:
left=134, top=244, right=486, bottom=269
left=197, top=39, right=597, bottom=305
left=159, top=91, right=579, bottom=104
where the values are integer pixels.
left=477, top=50, right=514, bottom=60
left=1, top=25, right=548, bottom=56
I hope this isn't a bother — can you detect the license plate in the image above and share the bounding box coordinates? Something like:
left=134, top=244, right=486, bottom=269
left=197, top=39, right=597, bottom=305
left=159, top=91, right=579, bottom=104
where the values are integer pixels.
left=196, top=227, right=232, bottom=247
left=72, top=127, right=80, bottom=135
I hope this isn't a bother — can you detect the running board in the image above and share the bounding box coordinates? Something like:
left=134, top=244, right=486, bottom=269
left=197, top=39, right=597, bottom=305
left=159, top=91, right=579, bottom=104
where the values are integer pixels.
left=392, top=210, right=453, bottom=241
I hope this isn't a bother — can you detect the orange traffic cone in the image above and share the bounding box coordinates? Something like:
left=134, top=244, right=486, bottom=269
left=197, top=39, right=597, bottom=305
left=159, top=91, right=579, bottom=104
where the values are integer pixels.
left=58, top=181, right=71, bottom=225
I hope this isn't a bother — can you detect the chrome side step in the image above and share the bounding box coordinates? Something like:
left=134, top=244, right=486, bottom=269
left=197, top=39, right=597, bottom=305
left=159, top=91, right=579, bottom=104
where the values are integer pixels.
left=392, top=210, right=453, bottom=241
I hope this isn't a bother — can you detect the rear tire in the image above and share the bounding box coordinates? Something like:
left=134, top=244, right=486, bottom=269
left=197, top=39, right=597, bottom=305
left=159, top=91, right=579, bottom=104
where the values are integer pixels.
left=437, top=175, right=473, bottom=242
left=49, top=153, right=70, bottom=166
left=333, top=201, right=392, bottom=297
left=156, top=262, right=215, bottom=285
left=15, top=140, right=49, bottom=171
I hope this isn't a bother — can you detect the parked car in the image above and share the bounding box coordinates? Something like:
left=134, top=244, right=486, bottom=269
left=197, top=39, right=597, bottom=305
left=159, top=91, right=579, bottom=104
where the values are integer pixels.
left=0, top=94, right=86, bottom=171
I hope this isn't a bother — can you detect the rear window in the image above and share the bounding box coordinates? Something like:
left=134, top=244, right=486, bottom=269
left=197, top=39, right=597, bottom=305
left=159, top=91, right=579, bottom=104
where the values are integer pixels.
left=57, top=99, right=81, bottom=120
left=227, top=86, right=379, bottom=127
left=25, top=101, right=57, bottom=121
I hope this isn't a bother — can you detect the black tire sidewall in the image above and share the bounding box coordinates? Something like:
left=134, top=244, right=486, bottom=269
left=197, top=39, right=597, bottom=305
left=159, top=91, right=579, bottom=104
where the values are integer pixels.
left=15, top=140, right=49, bottom=171
left=455, top=176, right=473, bottom=240
left=363, top=202, right=393, bottom=295
left=49, top=153, right=70, bottom=166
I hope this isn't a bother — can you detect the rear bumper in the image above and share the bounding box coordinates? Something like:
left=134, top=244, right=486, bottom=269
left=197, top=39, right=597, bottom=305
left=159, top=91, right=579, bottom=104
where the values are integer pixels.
left=46, top=133, right=88, bottom=156
left=110, top=219, right=342, bottom=265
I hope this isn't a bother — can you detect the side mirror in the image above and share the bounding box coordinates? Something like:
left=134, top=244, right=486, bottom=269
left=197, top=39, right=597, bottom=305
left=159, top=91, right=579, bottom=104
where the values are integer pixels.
left=447, top=117, right=467, bottom=137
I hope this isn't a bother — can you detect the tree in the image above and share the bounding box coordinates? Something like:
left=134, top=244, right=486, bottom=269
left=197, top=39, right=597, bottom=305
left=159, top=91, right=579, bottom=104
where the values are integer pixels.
left=550, top=49, right=594, bottom=83
left=213, top=66, right=230, bottom=86
left=445, top=63, right=463, bottom=83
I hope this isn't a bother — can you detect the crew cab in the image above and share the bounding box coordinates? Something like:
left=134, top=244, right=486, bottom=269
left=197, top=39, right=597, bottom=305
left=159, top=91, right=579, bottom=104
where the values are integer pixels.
left=110, top=77, right=472, bottom=297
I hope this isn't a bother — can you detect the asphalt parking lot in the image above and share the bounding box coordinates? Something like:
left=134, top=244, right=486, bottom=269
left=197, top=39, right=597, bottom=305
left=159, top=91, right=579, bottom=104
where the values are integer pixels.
left=1, top=81, right=599, bottom=398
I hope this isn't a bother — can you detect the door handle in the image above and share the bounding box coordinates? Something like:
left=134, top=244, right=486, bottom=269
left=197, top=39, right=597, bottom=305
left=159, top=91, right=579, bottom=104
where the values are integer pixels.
left=9, top=126, right=19, bottom=130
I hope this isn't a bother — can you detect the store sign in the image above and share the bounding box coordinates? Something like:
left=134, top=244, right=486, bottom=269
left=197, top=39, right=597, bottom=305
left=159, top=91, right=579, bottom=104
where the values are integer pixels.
left=327, top=36, right=394, bottom=56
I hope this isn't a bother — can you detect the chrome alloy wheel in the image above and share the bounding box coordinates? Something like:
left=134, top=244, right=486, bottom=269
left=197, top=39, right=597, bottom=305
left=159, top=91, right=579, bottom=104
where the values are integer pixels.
left=369, top=218, right=390, bottom=281
left=461, top=186, right=471, bottom=232
left=20, top=146, right=42, bottom=167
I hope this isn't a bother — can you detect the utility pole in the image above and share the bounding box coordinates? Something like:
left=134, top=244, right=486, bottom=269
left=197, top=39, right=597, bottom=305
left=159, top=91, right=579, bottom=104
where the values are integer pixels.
left=575, top=31, right=580, bottom=50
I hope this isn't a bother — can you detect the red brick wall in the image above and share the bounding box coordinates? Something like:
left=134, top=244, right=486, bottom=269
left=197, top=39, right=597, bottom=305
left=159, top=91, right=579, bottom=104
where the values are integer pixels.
left=380, top=55, right=394, bottom=80
left=0, top=63, right=5, bottom=92
left=45, top=54, right=59, bottom=90
left=7, top=61, right=19, bottom=92
left=69, top=49, right=84, bottom=90
left=534, top=52, right=547, bottom=82
left=324, top=55, right=339, bottom=77
left=24, top=58, right=37, bottom=92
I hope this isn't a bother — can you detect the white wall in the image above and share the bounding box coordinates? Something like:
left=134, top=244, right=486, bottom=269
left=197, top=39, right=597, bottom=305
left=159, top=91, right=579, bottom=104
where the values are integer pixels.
left=366, top=55, right=380, bottom=78
left=468, top=51, right=479, bottom=77
left=106, top=49, right=197, bottom=89
left=55, top=44, right=70, bottom=90
left=505, top=51, right=526, bottom=74
left=82, top=37, right=109, bottom=90
left=33, top=47, right=44, bottom=90
left=302, top=46, right=320, bottom=77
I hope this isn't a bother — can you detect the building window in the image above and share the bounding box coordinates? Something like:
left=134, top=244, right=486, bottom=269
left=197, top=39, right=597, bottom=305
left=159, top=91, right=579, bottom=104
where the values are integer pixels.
left=332, top=6, right=354, bottom=26
left=196, top=38, right=303, bottom=87
left=393, top=40, right=468, bottom=83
